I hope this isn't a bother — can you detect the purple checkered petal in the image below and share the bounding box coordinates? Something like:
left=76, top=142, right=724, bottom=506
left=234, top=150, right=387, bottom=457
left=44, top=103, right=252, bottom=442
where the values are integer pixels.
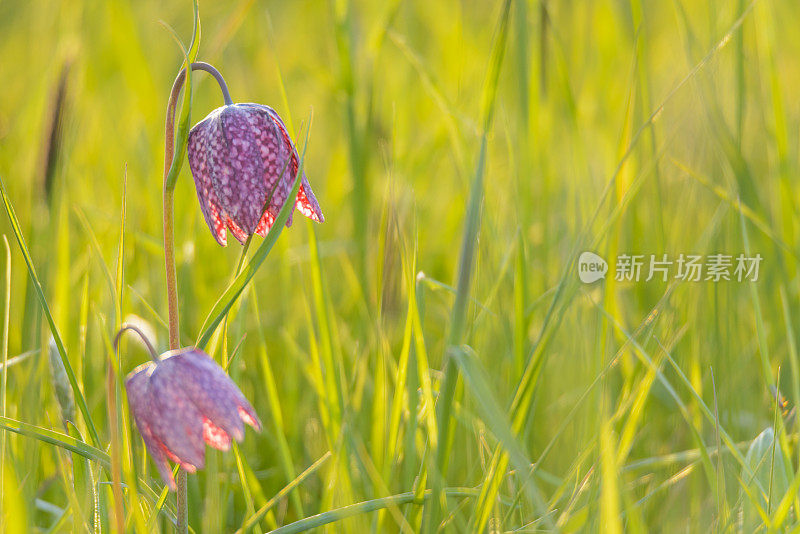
left=251, top=105, right=324, bottom=225
left=125, top=364, right=177, bottom=490
left=297, top=173, right=324, bottom=222
left=235, top=104, right=293, bottom=223
left=125, top=346, right=262, bottom=491
left=163, top=348, right=262, bottom=440
left=148, top=362, right=207, bottom=470
left=213, top=106, right=269, bottom=233
left=187, top=110, right=229, bottom=246
left=187, top=103, right=324, bottom=246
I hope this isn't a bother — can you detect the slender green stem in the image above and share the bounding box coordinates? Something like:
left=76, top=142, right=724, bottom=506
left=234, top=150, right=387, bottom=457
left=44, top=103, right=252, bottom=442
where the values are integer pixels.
left=426, top=3, right=511, bottom=530
left=163, top=65, right=188, bottom=531
left=163, top=70, right=183, bottom=353
left=0, top=237, right=9, bottom=532
left=107, top=361, right=125, bottom=534
left=161, top=60, right=233, bottom=533
left=176, top=469, right=188, bottom=532
left=164, top=62, right=233, bottom=350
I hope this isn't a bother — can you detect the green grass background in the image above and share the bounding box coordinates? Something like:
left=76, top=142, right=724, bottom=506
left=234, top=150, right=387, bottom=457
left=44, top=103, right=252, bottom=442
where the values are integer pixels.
left=1, top=0, right=800, bottom=531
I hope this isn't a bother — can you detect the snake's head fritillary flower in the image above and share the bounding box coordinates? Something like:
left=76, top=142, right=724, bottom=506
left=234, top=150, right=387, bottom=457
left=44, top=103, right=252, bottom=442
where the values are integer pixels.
left=125, top=347, right=261, bottom=490
left=187, top=103, right=324, bottom=246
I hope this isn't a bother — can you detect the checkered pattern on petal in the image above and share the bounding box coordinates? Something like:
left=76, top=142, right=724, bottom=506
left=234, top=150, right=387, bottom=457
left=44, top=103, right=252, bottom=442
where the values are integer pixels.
left=297, top=174, right=324, bottom=222
left=187, top=110, right=228, bottom=246
left=164, top=349, right=261, bottom=441
left=148, top=364, right=206, bottom=470
left=226, top=217, right=249, bottom=245
left=187, top=103, right=325, bottom=246
left=125, top=364, right=177, bottom=490
left=213, top=107, right=269, bottom=234
left=124, top=347, right=262, bottom=491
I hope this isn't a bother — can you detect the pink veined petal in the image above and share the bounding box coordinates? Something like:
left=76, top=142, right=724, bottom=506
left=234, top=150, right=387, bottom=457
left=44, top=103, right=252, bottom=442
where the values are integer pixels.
left=295, top=186, right=320, bottom=220
left=181, top=463, right=197, bottom=474
left=208, top=200, right=228, bottom=246
left=226, top=217, right=249, bottom=245
left=188, top=119, right=230, bottom=247
left=254, top=210, right=275, bottom=237
left=296, top=176, right=324, bottom=222
left=263, top=110, right=323, bottom=225
left=203, top=417, right=232, bottom=451
left=238, top=405, right=262, bottom=431
left=137, top=417, right=177, bottom=490
left=155, top=435, right=197, bottom=474
left=267, top=112, right=299, bottom=230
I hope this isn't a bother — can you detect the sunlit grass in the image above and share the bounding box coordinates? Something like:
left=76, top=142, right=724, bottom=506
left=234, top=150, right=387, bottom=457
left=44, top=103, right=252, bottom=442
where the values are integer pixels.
left=2, top=0, right=800, bottom=531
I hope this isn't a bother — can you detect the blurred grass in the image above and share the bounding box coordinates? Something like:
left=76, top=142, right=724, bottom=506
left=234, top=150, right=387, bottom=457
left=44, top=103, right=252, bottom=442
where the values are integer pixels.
left=1, top=0, right=800, bottom=531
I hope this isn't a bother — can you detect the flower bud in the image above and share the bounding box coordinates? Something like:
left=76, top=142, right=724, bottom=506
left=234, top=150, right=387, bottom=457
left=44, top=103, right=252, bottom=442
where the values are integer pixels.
left=48, top=337, right=75, bottom=427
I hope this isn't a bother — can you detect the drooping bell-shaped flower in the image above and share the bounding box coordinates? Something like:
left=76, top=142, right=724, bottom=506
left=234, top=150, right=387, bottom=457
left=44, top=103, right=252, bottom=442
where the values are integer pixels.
left=125, top=347, right=261, bottom=490
left=187, top=103, right=324, bottom=246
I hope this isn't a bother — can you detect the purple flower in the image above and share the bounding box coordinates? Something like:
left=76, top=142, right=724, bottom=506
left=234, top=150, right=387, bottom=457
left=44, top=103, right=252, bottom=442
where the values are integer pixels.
left=187, top=103, right=324, bottom=246
left=125, top=347, right=261, bottom=490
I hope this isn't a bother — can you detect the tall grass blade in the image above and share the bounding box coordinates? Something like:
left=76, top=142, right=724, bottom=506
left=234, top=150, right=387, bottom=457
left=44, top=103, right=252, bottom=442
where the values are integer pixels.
left=195, top=122, right=310, bottom=349
left=0, top=176, right=100, bottom=448
left=428, top=1, right=511, bottom=529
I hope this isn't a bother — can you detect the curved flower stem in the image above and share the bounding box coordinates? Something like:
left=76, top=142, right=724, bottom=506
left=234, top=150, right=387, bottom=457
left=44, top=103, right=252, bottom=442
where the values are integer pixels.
left=163, top=61, right=233, bottom=351
left=110, top=323, right=157, bottom=533
left=113, top=323, right=159, bottom=363
left=162, top=60, right=232, bottom=533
